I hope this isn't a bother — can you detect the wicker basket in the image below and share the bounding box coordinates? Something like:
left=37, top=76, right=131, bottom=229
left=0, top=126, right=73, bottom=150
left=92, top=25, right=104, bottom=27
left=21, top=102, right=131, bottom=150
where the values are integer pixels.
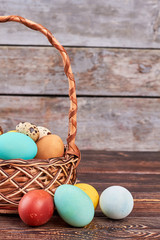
left=0, top=15, right=81, bottom=214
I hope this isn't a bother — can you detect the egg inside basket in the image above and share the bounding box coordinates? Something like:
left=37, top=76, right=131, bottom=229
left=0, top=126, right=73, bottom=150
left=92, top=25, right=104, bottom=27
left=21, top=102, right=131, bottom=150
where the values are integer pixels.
left=0, top=15, right=81, bottom=214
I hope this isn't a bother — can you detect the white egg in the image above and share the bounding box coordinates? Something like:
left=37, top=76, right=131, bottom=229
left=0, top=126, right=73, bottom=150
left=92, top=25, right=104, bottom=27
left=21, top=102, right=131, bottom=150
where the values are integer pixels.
left=100, top=186, right=134, bottom=219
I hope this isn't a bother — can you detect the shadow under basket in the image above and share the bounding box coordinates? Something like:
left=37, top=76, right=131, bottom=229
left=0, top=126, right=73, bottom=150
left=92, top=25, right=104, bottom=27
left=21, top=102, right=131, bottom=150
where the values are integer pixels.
left=0, top=15, right=81, bottom=214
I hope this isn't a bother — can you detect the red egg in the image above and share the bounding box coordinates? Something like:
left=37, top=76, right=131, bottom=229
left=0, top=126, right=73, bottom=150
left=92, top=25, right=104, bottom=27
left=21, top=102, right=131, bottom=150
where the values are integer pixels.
left=18, top=190, right=54, bottom=226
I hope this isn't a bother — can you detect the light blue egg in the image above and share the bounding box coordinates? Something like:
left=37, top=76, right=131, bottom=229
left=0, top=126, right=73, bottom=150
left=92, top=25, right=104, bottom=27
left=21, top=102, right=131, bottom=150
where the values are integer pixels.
left=0, top=132, right=37, bottom=160
left=100, top=186, right=134, bottom=219
left=54, top=184, right=94, bottom=227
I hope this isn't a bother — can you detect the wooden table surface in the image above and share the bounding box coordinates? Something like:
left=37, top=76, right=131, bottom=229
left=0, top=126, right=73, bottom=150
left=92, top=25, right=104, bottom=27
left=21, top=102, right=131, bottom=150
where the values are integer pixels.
left=0, top=151, right=160, bottom=240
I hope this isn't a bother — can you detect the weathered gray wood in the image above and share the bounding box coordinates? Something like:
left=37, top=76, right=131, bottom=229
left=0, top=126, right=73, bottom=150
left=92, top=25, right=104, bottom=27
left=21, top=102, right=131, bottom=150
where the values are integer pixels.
left=1, top=96, right=160, bottom=151
left=1, top=46, right=160, bottom=96
left=0, top=0, right=160, bottom=48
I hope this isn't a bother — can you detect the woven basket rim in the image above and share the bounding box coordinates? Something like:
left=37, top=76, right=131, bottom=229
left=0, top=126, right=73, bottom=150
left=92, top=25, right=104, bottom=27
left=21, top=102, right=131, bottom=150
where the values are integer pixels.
left=0, top=149, right=81, bottom=167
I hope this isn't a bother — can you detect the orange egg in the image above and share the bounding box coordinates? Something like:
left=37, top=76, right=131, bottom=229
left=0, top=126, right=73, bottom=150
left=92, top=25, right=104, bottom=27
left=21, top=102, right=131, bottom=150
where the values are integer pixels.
left=35, top=134, right=64, bottom=159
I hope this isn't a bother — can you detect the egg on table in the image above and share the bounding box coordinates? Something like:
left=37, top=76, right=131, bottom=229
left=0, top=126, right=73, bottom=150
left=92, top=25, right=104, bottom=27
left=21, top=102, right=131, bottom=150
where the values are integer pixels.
left=0, top=132, right=37, bottom=160
left=16, top=122, right=39, bottom=142
left=54, top=184, right=94, bottom=227
left=35, top=134, right=64, bottom=159
left=75, top=183, right=99, bottom=209
left=99, top=185, right=134, bottom=220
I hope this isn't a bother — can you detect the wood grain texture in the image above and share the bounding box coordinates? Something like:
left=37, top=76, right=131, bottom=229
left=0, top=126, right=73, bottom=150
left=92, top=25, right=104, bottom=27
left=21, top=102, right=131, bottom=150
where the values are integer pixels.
left=0, top=215, right=160, bottom=239
left=0, top=151, right=160, bottom=239
left=0, top=46, right=160, bottom=96
left=0, top=0, right=159, bottom=48
left=1, top=96, right=160, bottom=151
left=78, top=151, right=160, bottom=173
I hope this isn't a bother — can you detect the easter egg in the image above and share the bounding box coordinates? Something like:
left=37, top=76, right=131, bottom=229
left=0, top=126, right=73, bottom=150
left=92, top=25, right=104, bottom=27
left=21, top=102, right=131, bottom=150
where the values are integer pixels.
left=0, top=132, right=37, bottom=160
left=18, top=190, right=54, bottom=226
left=75, top=183, right=99, bottom=209
left=54, top=184, right=94, bottom=227
left=35, top=134, right=64, bottom=159
left=37, top=126, right=51, bottom=139
left=16, top=122, right=39, bottom=142
left=100, top=186, right=134, bottom=219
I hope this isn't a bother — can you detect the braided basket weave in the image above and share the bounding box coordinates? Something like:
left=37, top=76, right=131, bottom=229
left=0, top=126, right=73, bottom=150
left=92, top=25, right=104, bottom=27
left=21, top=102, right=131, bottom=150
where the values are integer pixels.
left=0, top=15, right=81, bottom=214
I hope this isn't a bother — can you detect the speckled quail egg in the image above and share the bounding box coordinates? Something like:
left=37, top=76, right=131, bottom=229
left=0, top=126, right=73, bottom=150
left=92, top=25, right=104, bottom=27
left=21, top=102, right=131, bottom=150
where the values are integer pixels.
left=0, top=126, right=3, bottom=135
left=16, top=122, right=39, bottom=142
left=37, top=126, right=51, bottom=139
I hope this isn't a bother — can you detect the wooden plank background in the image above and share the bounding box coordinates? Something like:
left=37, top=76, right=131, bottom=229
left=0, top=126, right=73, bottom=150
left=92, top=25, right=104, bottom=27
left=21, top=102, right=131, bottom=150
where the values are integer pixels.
left=0, top=0, right=160, bottom=151
left=0, top=0, right=160, bottom=48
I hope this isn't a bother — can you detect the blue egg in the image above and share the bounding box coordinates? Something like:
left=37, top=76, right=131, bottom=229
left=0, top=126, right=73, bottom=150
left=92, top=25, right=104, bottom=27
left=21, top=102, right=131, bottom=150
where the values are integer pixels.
left=54, top=184, right=94, bottom=227
left=100, top=186, right=134, bottom=219
left=0, top=132, right=37, bottom=160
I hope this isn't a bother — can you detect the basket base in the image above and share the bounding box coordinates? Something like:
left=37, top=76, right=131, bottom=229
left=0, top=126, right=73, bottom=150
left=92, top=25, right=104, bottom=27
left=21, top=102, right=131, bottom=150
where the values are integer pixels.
left=0, top=209, right=18, bottom=214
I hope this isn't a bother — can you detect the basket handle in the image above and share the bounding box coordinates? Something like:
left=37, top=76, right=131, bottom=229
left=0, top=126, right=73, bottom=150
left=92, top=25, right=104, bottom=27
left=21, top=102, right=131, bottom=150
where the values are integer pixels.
left=0, top=15, right=79, bottom=157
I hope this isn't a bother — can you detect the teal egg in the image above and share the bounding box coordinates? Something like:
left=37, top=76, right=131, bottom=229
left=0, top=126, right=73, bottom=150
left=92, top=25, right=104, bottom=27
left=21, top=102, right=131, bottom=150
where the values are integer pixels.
left=100, top=186, right=134, bottom=219
left=0, top=132, right=37, bottom=160
left=54, top=184, right=94, bottom=227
